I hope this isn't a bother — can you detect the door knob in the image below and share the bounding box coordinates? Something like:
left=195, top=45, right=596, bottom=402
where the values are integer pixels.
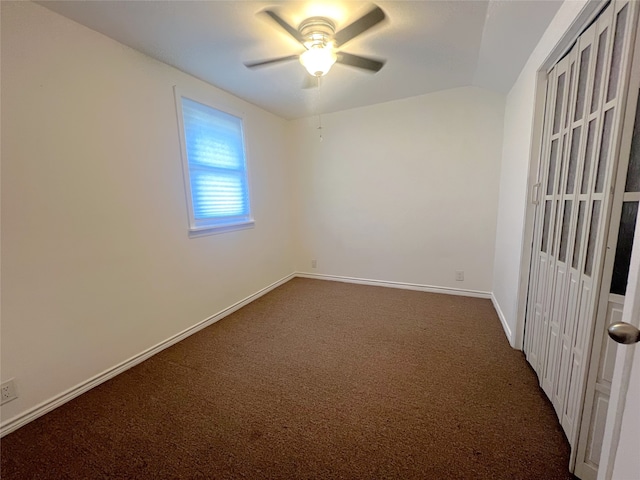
left=608, top=322, right=640, bottom=344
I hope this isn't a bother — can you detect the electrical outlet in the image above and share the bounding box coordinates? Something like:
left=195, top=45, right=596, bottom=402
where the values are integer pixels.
left=311, top=259, right=317, bottom=268
left=455, top=270, right=464, bottom=282
left=1, top=379, right=18, bottom=405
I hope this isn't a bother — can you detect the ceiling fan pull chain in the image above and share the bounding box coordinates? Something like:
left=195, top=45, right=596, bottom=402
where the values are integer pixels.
left=317, top=75, right=323, bottom=141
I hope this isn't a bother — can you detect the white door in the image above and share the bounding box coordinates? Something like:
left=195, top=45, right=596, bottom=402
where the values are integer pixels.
left=524, top=0, right=638, bottom=456
left=576, top=4, right=640, bottom=475
left=598, top=205, right=640, bottom=479
left=597, top=17, right=640, bottom=476
left=611, top=349, right=640, bottom=478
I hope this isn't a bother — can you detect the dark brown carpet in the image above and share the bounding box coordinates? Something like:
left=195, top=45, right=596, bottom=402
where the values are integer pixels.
left=1, top=278, right=574, bottom=479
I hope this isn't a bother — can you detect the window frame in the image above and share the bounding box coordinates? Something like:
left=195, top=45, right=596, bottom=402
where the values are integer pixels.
left=174, top=86, right=254, bottom=237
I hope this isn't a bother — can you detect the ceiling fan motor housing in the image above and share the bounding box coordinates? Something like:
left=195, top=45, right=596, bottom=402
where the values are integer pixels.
left=245, top=6, right=385, bottom=75
left=299, top=17, right=336, bottom=48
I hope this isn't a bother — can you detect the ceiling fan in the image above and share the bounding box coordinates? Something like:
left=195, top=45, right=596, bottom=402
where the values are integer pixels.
left=244, top=5, right=386, bottom=80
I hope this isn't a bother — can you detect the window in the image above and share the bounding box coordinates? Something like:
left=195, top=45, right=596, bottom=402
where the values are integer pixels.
left=174, top=88, right=253, bottom=236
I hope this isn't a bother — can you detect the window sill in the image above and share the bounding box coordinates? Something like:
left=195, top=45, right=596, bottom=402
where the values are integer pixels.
left=188, top=219, right=255, bottom=238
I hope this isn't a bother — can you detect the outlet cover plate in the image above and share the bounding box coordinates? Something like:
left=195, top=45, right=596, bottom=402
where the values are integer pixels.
left=1, top=379, right=18, bottom=405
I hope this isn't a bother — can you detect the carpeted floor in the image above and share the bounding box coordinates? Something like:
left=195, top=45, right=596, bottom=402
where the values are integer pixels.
left=1, top=278, right=575, bottom=479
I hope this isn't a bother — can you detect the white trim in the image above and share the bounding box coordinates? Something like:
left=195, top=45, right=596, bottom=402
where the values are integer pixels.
left=0, top=273, right=295, bottom=438
left=188, top=219, right=255, bottom=238
left=515, top=67, right=548, bottom=352
left=491, top=293, right=515, bottom=348
left=539, top=1, right=607, bottom=73
left=0, top=271, right=501, bottom=438
left=295, top=272, right=492, bottom=299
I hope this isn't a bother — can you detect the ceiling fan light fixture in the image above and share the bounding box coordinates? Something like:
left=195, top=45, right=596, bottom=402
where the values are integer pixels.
left=300, top=46, right=337, bottom=77
left=246, top=7, right=386, bottom=77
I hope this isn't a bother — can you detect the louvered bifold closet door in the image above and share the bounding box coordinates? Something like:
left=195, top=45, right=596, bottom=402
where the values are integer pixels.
left=525, top=53, right=572, bottom=385
left=523, top=0, right=637, bottom=453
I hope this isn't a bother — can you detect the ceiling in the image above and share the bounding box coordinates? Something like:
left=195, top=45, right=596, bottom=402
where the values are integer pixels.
left=40, top=1, right=563, bottom=120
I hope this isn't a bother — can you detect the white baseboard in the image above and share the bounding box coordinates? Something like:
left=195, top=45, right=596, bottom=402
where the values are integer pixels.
left=491, top=293, right=515, bottom=348
left=295, top=272, right=492, bottom=299
left=1, top=271, right=504, bottom=437
left=0, top=273, right=295, bottom=438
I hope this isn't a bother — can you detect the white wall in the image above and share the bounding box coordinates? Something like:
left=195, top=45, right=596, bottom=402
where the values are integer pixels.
left=0, top=2, right=295, bottom=426
left=491, top=0, right=591, bottom=346
left=290, top=87, right=505, bottom=294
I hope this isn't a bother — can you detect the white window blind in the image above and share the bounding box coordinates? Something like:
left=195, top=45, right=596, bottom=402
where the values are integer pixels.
left=175, top=90, right=253, bottom=235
